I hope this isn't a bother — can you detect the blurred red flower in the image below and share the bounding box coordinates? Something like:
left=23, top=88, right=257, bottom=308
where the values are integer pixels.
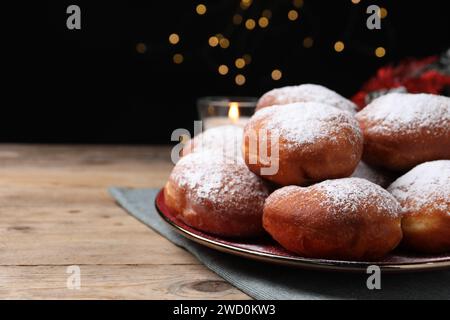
left=353, top=55, right=450, bottom=109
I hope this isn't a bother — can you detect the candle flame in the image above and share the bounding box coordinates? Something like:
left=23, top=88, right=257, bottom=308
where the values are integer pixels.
left=228, top=102, right=240, bottom=123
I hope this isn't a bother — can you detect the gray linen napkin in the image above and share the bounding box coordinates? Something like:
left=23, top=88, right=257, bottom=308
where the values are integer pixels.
left=109, top=187, right=450, bottom=300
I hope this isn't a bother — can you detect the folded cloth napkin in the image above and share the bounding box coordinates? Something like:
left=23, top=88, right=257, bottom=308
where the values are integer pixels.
left=109, top=187, right=450, bottom=300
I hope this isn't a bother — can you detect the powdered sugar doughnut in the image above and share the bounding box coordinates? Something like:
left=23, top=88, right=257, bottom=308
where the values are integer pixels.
left=388, top=160, right=450, bottom=253
left=182, top=125, right=243, bottom=160
left=256, top=84, right=358, bottom=114
left=263, top=178, right=403, bottom=260
left=356, top=93, right=450, bottom=171
left=164, top=151, right=270, bottom=237
left=243, top=102, right=363, bottom=186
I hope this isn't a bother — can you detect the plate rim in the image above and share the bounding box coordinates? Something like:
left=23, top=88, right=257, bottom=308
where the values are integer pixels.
left=155, top=189, right=450, bottom=273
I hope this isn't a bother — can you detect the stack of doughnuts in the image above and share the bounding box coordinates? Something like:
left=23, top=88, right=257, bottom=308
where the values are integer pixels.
left=165, top=84, right=450, bottom=260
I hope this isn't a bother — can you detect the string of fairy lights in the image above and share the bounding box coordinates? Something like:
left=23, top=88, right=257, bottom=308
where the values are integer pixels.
left=136, top=0, right=390, bottom=87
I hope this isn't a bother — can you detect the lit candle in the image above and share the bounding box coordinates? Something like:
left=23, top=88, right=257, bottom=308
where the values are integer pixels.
left=203, top=102, right=251, bottom=130
left=197, top=96, right=257, bottom=131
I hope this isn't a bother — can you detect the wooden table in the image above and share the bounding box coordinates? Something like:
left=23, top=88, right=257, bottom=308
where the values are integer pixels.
left=0, top=144, right=249, bottom=299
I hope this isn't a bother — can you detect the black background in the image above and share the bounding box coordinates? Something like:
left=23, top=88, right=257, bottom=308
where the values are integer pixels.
left=4, top=0, right=450, bottom=143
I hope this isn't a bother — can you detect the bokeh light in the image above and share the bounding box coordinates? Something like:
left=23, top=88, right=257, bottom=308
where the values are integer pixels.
left=208, top=36, right=219, bottom=47
left=168, top=33, right=179, bottom=45
left=235, top=74, right=246, bottom=85
left=136, top=42, right=147, bottom=54
left=218, top=65, right=229, bottom=75
left=173, top=53, right=184, bottom=64
left=375, top=47, right=386, bottom=57
left=303, top=37, right=314, bottom=48
left=334, top=41, right=345, bottom=52
left=245, top=19, right=256, bottom=30
left=196, top=4, right=207, bottom=15
left=258, top=17, right=269, bottom=28
left=288, top=10, right=299, bottom=21
left=235, top=58, right=246, bottom=69
left=271, top=69, right=282, bottom=80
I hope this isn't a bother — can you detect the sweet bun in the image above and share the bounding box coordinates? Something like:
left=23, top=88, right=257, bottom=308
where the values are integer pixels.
left=356, top=93, right=450, bottom=171
left=256, top=84, right=358, bottom=114
left=182, top=125, right=243, bottom=159
left=263, top=178, right=403, bottom=260
left=243, top=102, right=363, bottom=186
left=388, top=160, right=450, bottom=253
left=164, top=151, right=270, bottom=237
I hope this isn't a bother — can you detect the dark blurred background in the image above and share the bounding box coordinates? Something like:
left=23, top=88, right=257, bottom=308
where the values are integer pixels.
left=4, top=0, right=450, bottom=143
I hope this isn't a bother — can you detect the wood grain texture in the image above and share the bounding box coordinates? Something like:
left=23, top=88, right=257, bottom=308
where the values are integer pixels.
left=0, top=265, right=246, bottom=300
left=0, top=144, right=249, bottom=300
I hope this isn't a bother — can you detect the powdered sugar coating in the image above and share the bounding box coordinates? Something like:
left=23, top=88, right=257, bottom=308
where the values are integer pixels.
left=316, top=178, right=402, bottom=218
left=257, top=84, right=358, bottom=114
left=183, top=125, right=243, bottom=161
left=248, top=102, right=362, bottom=150
left=387, top=160, right=450, bottom=214
left=170, top=151, right=269, bottom=215
left=356, top=93, right=450, bottom=135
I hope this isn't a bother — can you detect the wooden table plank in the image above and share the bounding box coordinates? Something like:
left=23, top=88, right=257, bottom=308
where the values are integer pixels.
left=0, top=144, right=249, bottom=299
left=0, top=265, right=249, bottom=300
left=0, top=206, right=198, bottom=266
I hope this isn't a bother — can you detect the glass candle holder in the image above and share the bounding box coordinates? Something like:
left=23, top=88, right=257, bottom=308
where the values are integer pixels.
left=197, top=96, right=257, bottom=130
